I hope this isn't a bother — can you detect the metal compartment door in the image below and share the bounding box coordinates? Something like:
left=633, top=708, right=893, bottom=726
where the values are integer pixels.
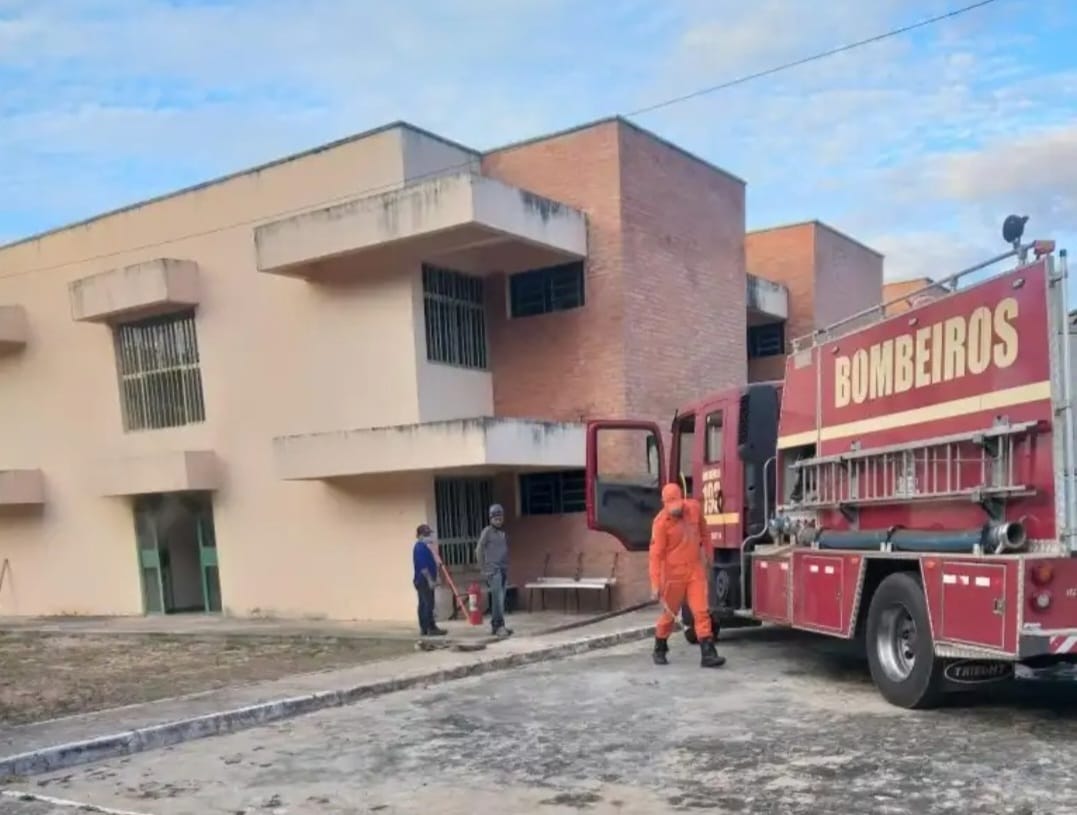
left=940, top=562, right=1007, bottom=650
left=752, top=556, right=791, bottom=623
left=793, top=553, right=845, bottom=633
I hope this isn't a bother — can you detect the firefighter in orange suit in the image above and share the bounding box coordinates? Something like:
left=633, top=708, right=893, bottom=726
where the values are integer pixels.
left=650, top=482, right=726, bottom=668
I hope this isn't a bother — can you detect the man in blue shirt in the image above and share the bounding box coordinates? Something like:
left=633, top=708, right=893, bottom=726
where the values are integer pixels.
left=413, top=524, right=446, bottom=637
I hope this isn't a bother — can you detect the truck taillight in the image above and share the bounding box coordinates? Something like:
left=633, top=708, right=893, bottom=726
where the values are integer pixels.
left=1031, top=563, right=1055, bottom=586
left=1031, top=591, right=1053, bottom=612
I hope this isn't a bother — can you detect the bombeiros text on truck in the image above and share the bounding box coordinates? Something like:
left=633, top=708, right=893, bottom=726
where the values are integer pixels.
left=585, top=215, right=1077, bottom=708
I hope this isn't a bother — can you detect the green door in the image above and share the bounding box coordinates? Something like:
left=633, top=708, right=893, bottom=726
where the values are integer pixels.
left=195, top=504, right=222, bottom=613
left=134, top=502, right=164, bottom=614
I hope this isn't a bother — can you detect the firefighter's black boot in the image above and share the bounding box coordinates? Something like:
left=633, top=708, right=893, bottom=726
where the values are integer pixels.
left=700, top=637, right=726, bottom=668
left=652, top=637, right=669, bottom=666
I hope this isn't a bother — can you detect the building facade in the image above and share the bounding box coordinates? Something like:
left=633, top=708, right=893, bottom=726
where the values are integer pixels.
left=0, top=118, right=875, bottom=622
left=745, top=221, right=885, bottom=382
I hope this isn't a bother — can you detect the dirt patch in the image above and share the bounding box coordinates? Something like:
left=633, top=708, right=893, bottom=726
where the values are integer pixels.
left=0, top=632, right=414, bottom=726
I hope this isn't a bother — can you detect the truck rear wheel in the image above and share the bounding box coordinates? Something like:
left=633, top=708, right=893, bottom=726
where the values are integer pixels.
left=865, top=572, right=944, bottom=709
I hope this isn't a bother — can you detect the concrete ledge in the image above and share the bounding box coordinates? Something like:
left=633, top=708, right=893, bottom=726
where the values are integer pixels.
left=0, top=305, right=29, bottom=352
left=254, top=173, right=587, bottom=278
left=0, top=624, right=653, bottom=780
left=274, top=416, right=585, bottom=480
left=0, top=469, right=45, bottom=506
left=97, top=450, right=219, bottom=497
left=747, top=274, right=789, bottom=322
left=69, top=259, right=200, bottom=324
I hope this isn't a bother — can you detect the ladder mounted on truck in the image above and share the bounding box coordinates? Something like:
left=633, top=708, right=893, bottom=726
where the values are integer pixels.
left=778, top=419, right=1040, bottom=523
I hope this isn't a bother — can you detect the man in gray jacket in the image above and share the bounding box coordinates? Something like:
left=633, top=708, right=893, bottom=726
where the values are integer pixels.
left=475, top=503, right=512, bottom=637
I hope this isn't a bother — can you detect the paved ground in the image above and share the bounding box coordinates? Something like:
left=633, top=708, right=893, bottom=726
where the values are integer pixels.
left=0, top=610, right=654, bottom=766
left=0, top=794, right=124, bottom=815
left=6, top=626, right=1077, bottom=814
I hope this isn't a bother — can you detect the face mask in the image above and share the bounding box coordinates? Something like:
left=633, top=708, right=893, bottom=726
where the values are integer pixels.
left=669, top=506, right=684, bottom=519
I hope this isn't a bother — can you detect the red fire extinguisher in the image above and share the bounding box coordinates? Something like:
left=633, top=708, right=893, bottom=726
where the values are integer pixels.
left=467, top=582, right=483, bottom=626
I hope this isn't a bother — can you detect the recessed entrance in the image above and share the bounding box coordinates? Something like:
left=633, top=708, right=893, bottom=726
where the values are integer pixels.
left=134, top=492, right=222, bottom=614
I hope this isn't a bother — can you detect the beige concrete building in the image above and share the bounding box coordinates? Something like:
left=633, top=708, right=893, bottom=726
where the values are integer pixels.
left=0, top=118, right=879, bottom=622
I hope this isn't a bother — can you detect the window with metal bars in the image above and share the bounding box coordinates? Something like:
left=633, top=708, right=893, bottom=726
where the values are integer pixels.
left=113, top=310, right=206, bottom=431
left=422, top=264, right=487, bottom=370
left=519, top=470, right=586, bottom=515
left=747, top=322, right=785, bottom=359
left=509, top=261, right=585, bottom=318
left=434, top=476, right=493, bottom=568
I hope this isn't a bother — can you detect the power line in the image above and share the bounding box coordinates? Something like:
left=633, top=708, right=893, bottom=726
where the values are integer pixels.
left=2, top=0, right=1000, bottom=279
left=625, top=0, right=1001, bottom=118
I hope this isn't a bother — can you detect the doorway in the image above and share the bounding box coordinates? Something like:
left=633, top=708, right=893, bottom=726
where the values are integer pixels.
left=134, top=492, right=222, bottom=614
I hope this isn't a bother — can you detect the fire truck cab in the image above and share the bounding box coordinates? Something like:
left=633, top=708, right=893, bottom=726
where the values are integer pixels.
left=586, top=381, right=780, bottom=630
left=585, top=218, right=1077, bottom=709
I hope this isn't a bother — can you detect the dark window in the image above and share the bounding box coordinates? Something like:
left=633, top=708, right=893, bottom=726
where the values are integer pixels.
left=423, top=264, right=487, bottom=369
left=434, top=477, right=493, bottom=568
left=705, top=411, right=724, bottom=463
left=519, top=470, right=586, bottom=515
left=114, top=309, right=206, bottom=432
left=747, top=322, right=785, bottom=359
left=509, top=261, right=585, bottom=318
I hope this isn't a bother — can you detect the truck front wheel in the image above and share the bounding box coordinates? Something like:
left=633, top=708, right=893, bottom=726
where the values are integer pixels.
left=865, top=572, right=944, bottom=709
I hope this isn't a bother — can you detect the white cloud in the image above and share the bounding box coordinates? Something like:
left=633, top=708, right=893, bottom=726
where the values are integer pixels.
left=867, top=123, right=1077, bottom=285
left=1, top=0, right=1075, bottom=295
left=626, top=0, right=1077, bottom=285
left=0, top=0, right=615, bottom=233
left=869, top=229, right=1002, bottom=282
left=932, top=123, right=1077, bottom=215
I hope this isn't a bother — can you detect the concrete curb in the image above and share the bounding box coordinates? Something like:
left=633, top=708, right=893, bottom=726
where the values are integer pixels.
left=0, top=624, right=654, bottom=780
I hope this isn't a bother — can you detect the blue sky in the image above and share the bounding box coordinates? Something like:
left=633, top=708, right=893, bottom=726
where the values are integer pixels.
left=1, top=0, right=1075, bottom=281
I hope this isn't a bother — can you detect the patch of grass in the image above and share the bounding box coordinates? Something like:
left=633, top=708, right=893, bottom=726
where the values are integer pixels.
left=0, top=632, right=413, bottom=726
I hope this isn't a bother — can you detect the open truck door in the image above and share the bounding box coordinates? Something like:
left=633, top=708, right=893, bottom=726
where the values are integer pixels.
left=585, top=421, right=665, bottom=551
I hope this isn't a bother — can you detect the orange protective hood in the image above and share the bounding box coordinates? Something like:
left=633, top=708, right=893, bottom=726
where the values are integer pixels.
left=661, top=482, right=684, bottom=513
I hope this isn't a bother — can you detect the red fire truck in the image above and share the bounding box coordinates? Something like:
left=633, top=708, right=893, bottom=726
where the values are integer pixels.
left=585, top=217, right=1077, bottom=708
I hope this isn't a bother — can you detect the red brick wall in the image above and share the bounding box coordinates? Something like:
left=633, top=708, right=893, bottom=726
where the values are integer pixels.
left=746, top=223, right=816, bottom=352
left=813, top=225, right=883, bottom=330
left=746, top=222, right=883, bottom=381
left=618, top=124, right=747, bottom=421
left=481, top=122, right=626, bottom=421
left=481, top=120, right=746, bottom=609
